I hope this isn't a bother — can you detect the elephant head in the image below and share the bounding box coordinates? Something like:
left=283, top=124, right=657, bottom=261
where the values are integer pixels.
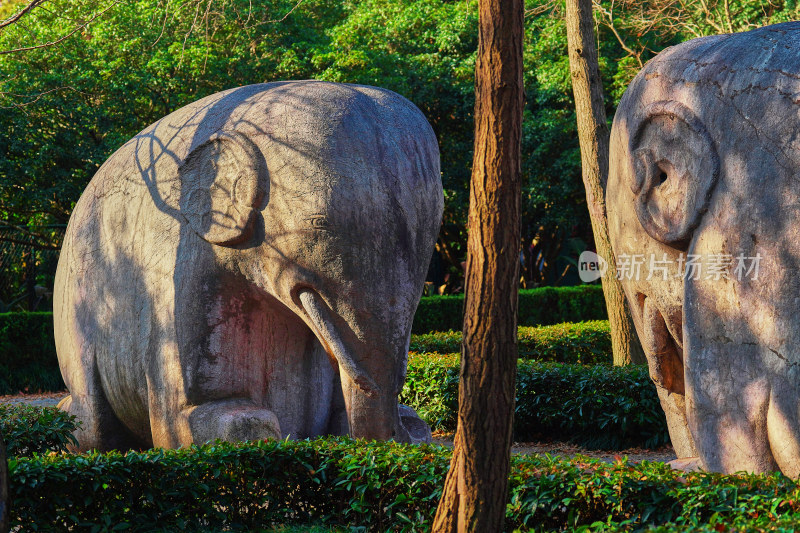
left=607, top=22, right=800, bottom=476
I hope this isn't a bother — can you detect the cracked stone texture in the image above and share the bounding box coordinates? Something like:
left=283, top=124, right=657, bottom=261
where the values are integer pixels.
left=607, top=22, right=800, bottom=477
left=54, top=81, right=443, bottom=452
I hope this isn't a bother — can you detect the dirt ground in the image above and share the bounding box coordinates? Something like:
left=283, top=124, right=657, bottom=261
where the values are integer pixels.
left=430, top=431, right=677, bottom=464
left=0, top=390, right=66, bottom=407
left=0, top=392, right=677, bottom=464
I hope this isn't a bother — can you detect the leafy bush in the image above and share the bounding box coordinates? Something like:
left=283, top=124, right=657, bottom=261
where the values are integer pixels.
left=409, top=320, right=611, bottom=364
left=9, top=438, right=800, bottom=532
left=0, top=405, right=78, bottom=457
left=412, top=285, right=606, bottom=333
left=402, top=354, right=667, bottom=449
left=0, top=312, right=64, bottom=394
left=10, top=439, right=446, bottom=532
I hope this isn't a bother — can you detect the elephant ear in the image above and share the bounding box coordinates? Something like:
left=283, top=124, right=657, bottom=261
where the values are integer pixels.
left=179, top=131, right=265, bottom=246
left=630, top=101, right=720, bottom=246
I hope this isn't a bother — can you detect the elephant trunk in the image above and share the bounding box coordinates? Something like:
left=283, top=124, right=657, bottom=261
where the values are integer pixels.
left=298, top=289, right=411, bottom=441
left=339, top=371, right=404, bottom=441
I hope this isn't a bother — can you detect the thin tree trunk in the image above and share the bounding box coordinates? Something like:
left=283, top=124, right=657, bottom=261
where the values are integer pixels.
left=565, top=0, right=645, bottom=366
left=431, top=0, right=523, bottom=530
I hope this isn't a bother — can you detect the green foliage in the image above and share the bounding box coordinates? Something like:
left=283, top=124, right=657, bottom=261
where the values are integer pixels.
left=401, top=354, right=667, bottom=449
left=506, top=453, right=800, bottom=532
left=410, top=320, right=611, bottom=364
left=0, top=0, right=595, bottom=275
left=0, top=405, right=78, bottom=456
left=0, top=0, right=346, bottom=225
left=0, top=312, right=64, bottom=394
left=9, top=439, right=447, bottom=532
left=9, top=438, right=800, bottom=532
left=5, top=1, right=800, bottom=277
left=412, top=284, right=606, bottom=333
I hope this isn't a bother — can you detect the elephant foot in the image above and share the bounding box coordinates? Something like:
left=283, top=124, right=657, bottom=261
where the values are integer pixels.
left=399, top=404, right=432, bottom=444
left=667, top=457, right=704, bottom=473
left=185, top=399, right=281, bottom=444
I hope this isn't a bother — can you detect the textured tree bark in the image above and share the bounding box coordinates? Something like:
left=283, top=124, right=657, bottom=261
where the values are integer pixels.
left=431, top=0, right=523, bottom=530
left=565, top=0, right=645, bottom=366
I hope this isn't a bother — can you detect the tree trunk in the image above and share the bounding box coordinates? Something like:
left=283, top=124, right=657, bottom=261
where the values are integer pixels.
left=565, top=0, right=645, bottom=366
left=431, top=0, right=523, bottom=530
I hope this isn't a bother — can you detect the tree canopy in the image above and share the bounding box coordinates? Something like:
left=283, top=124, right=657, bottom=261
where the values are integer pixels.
left=1, top=0, right=798, bottom=287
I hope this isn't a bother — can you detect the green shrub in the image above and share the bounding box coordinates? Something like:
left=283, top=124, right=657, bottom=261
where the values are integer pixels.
left=409, top=320, right=611, bottom=364
left=9, top=438, right=800, bottom=532
left=412, top=285, right=605, bottom=333
left=0, top=312, right=64, bottom=394
left=10, top=439, right=446, bottom=532
left=0, top=405, right=79, bottom=456
left=401, top=354, right=667, bottom=449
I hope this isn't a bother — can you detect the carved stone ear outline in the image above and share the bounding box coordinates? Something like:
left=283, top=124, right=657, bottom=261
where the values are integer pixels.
left=179, top=131, right=266, bottom=246
left=630, top=100, right=720, bottom=245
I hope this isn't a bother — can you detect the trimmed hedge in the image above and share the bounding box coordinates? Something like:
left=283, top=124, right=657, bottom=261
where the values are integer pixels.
left=0, top=405, right=78, bottom=457
left=9, top=438, right=800, bottom=532
left=401, top=354, right=667, bottom=449
left=409, top=320, right=611, bottom=364
left=412, top=285, right=605, bottom=333
left=0, top=312, right=63, bottom=394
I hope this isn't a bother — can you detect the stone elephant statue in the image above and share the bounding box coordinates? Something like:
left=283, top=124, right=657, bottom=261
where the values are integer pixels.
left=607, top=22, right=800, bottom=476
left=54, top=81, right=443, bottom=452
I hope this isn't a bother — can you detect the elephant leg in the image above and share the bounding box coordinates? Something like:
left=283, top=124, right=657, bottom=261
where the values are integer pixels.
left=326, top=373, right=349, bottom=436
left=58, top=375, right=147, bottom=452
left=323, top=368, right=432, bottom=443
left=687, top=359, right=779, bottom=473
left=399, top=405, right=432, bottom=444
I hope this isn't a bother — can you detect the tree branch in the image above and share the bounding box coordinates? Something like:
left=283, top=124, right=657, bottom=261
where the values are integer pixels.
left=0, top=0, right=48, bottom=30
left=0, top=1, right=120, bottom=56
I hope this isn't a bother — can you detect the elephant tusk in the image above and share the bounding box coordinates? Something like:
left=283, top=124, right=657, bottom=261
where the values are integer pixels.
left=298, top=290, right=380, bottom=398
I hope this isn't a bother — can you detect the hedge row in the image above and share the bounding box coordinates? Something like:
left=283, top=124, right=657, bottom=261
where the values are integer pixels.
left=412, top=285, right=605, bottom=333
left=9, top=438, right=800, bottom=532
left=0, top=312, right=62, bottom=395
left=409, top=320, right=611, bottom=364
left=401, top=355, right=667, bottom=450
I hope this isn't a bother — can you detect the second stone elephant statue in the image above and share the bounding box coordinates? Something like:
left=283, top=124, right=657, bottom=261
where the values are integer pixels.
left=54, top=81, right=443, bottom=451
left=608, top=22, right=800, bottom=476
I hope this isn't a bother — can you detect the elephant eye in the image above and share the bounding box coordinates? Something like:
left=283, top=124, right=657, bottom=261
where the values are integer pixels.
left=306, top=215, right=331, bottom=230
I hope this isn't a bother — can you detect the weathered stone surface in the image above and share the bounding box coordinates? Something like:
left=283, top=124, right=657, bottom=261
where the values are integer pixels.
left=608, top=22, right=800, bottom=477
left=54, top=81, right=443, bottom=451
